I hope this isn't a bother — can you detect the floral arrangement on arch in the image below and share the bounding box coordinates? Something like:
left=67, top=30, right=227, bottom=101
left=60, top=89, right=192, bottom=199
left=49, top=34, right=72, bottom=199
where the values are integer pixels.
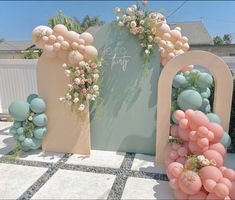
left=114, top=2, right=192, bottom=71
left=32, top=24, right=103, bottom=111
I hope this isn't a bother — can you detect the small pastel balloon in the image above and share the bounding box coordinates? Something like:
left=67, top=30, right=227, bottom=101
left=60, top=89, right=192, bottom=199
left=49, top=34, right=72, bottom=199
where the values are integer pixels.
left=167, top=52, right=175, bottom=60
left=209, top=142, right=226, bottom=156
left=175, top=27, right=181, bottom=32
left=13, top=121, right=22, bottom=129
left=199, top=166, right=223, bottom=182
left=175, top=41, right=183, bottom=50
left=78, top=44, right=85, bottom=53
left=32, top=25, right=52, bottom=48
left=220, top=132, right=231, bottom=148
left=30, top=97, right=46, bottom=114
left=166, top=41, right=174, bottom=52
left=158, top=23, right=171, bottom=34
left=179, top=118, right=189, bottom=130
left=178, top=128, right=189, bottom=141
left=53, top=42, right=61, bottom=51
left=203, top=149, right=224, bottom=167
left=171, top=30, right=182, bottom=41
left=84, top=45, right=98, bottom=61
left=207, top=122, right=224, bottom=142
left=189, top=131, right=198, bottom=141
left=34, top=127, right=47, bottom=139
left=42, top=36, right=49, bottom=42
left=167, top=162, right=183, bottom=178
left=57, top=35, right=64, bottom=43
left=8, top=100, right=30, bottom=121
left=197, top=138, right=209, bottom=148
left=68, top=50, right=84, bottom=65
left=159, top=40, right=167, bottom=48
left=46, top=29, right=53, bottom=37
left=177, top=147, right=187, bottom=157
left=219, top=177, right=232, bottom=189
left=188, top=141, right=203, bottom=154
left=48, top=34, right=57, bottom=43
left=182, top=43, right=190, bottom=51
left=160, top=48, right=168, bottom=58
left=176, top=157, right=186, bottom=165
left=162, top=32, right=172, bottom=41
left=197, top=126, right=209, bottom=137
left=223, top=169, right=235, bottom=181
left=181, top=36, right=188, bottom=43
left=78, top=38, right=85, bottom=45
left=203, top=179, right=217, bottom=193
left=172, top=143, right=181, bottom=150
left=174, top=110, right=186, bottom=121
left=71, top=42, right=79, bottom=50
left=79, top=32, right=94, bottom=45
left=169, top=150, right=178, bottom=160
left=27, top=93, right=38, bottom=103
left=207, top=131, right=215, bottom=141
left=66, top=31, right=80, bottom=43
left=61, top=41, right=70, bottom=50
left=33, top=113, right=48, bottom=127
left=214, top=183, right=229, bottom=198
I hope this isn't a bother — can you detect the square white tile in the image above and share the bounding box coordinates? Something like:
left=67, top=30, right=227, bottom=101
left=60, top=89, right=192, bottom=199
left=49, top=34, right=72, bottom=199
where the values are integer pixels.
left=131, top=154, right=166, bottom=174
left=32, top=169, right=116, bottom=199
left=122, top=177, right=173, bottom=199
left=0, top=163, right=47, bottom=199
left=18, top=150, right=64, bottom=163
left=66, top=150, right=125, bottom=168
left=0, top=134, right=15, bottom=157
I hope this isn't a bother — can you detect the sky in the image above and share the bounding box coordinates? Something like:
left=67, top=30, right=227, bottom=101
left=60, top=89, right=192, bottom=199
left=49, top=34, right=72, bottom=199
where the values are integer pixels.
left=0, top=1, right=235, bottom=41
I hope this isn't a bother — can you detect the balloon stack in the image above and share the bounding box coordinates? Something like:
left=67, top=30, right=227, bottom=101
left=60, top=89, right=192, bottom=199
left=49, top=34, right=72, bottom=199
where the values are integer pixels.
left=32, top=24, right=98, bottom=64
left=8, top=94, right=48, bottom=151
left=166, top=109, right=234, bottom=199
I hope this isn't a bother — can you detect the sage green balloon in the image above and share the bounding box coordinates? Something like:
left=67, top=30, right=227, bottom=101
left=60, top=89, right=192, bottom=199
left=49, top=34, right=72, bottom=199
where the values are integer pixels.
left=18, top=135, right=26, bottom=142
left=173, top=74, right=188, bottom=88
left=33, top=114, right=48, bottom=127
left=207, top=113, right=221, bottom=124
left=30, top=98, right=46, bottom=114
left=34, top=127, right=47, bottom=139
left=23, top=138, right=34, bottom=148
left=31, top=138, right=42, bottom=150
left=27, top=93, right=38, bottom=104
left=8, top=100, right=30, bottom=121
left=21, top=142, right=30, bottom=151
left=17, top=127, right=24, bottom=135
left=9, top=127, right=17, bottom=135
left=177, top=90, right=203, bottom=111
left=197, top=72, right=213, bottom=89
left=220, top=132, right=231, bottom=148
left=13, top=121, right=22, bottom=129
left=171, top=112, right=179, bottom=124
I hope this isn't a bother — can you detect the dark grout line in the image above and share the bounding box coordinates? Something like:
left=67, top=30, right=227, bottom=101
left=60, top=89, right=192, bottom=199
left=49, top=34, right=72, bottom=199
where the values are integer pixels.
left=16, top=153, right=72, bottom=200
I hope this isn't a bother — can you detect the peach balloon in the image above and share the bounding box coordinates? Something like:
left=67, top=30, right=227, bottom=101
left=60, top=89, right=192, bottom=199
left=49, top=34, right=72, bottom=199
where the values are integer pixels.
left=166, top=41, right=174, bottom=52
left=42, top=36, right=49, bottom=43
left=173, top=189, right=189, bottom=200
left=209, top=143, right=226, bottom=156
left=32, top=25, right=52, bottom=48
left=78, top=45, right=85, bottom=53
left=61, top=41, right=70, bottom=50
left=53, top=24, right=68, bottom=36
left=159, top=40, right=167, bottom=48
left=181, top=36, right=189, bottom=43
left=207, top=131, right=215, bottom=141
left=171, top=30, right=182, bottom=40
left=175, top=27, right=182, bottom=32
left=80, top=32, right=94, bottom=45
left=48, top=34, right=56, bottom=44
left=154, top=36, right=161, bottom=44
left=71, top=42, right=79, bottom=50
left=203, top=179, right=217, bottom=192
left=162, top=32, right=172, bottom=41
left=179, top=118, right=189, bottom=130
left=169, top=178, right=179, bottom=190
left=199, top=166, right=223, bottom=182
left=182, top=43, right=190, bottom=51
left=68, top=50, right=84, bottom=65
left=175, top=110, right=185, bottom=121
left=167, top=52, right=175, bottom=60
left=175, top=41, right=183, bottom=50
left=197, top=138, right=209, bottom=148
left=84, top=45, right=98, bottom=61
left=169, top=150, right=179, bottom=160
left=203, top=149, right=224, bottom=167
left=214, top=183, right=229, bottom=198
left=188, top=191, right=207, bottom=200
left=158, top=23, right=171, bottom=34
left=78, top=39, right=85, bottom=45
left=53, top=42, right=61, bottom=51
left=57, top=35, right=64, bottom=43
left=178, top=170, right=202, bottom=195
left=207, top=123, right=224, bottom=142
left=65, top=31, right=80, bottom=43
left=46, top=29, right=53, bottom=37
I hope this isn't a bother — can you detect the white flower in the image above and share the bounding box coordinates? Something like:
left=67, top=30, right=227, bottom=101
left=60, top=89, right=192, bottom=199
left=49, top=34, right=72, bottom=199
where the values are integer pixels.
left=79, top=61, right=86, bottom=67
left=197, top=155, right=205, bottom=162
left=73, top=98, right=79, bottom=103
left=140, top=20, right=145, bottom=25
left=74, top=92, right=79, bottom=97
left=59, top=97, right=65, bottom=102
left=62, top=63, right=67, bottom=68
left=93, top=85, right=99, bottom=91
left=65, top=70, right=71, bottom=77
left=148, top=45, right=153, bottom=49
left=67, top=84, right=73, bottom=90
left=28, top=116, right=33, bottom=121
left=74, top=78, right=81, bottom=85
left=126, top=7, right=133, bottom=15
left=66, top=93, right=72, bottom=100
left=201, top=159, right=210, bottom=166
left=116, top=16, right=120, bottom=20
left=145, top=49, right=150, bottom=54
left=132, top=4, right=137, bottom=10
left=93, top=74, right=99, bottom=81
left=118, top=21, right=124, bottom=27
left=30, top=112, right=35, bottom=116
left=140, top=43, right=145, bottom=47
left=78, top=104, right=85, bottom=111
left=91, top=94, right=97, bottom=101
left=130, top=21, right=136, bottom=28
left=114, top=7, right=121, bottom=13
left=86, top=94, right=92, bottom=100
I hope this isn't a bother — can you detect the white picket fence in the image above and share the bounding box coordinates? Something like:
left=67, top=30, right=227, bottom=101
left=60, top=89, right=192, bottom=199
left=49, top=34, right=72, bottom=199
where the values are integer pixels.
left=0, top=57, right=234, bottom=114
left=0, top=59, right=38, bottom=113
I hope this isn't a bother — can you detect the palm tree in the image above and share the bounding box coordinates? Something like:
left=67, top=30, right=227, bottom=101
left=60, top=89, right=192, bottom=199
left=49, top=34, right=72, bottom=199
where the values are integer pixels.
left=223, top=34, right=232, bottom=44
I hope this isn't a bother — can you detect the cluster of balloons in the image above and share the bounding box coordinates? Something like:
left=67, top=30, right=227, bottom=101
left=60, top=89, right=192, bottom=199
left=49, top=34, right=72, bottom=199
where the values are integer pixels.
left=166, top=109, right=234, bottom=199
left=8, top=94, right=48, bottom=151
left=172, top=70, right=214, bottom=122
left=32, top=24, right=98, bottom=64
left=155, top=22, right=191, bottom=70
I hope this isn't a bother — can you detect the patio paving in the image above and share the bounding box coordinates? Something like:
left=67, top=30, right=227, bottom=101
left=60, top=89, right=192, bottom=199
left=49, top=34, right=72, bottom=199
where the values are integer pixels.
left=0, top=121, right=234, bottom=199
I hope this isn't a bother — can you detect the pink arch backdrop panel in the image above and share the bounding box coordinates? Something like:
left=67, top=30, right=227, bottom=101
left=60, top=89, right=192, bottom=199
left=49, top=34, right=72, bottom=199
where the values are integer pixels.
left=156, top=50, right=233, bottom=163
left=36, top=53, right=90, bottom=154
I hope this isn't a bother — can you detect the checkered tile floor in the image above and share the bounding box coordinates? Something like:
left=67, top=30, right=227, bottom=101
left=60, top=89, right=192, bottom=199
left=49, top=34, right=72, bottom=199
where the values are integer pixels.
left=1, top=122, right=234, bottom=199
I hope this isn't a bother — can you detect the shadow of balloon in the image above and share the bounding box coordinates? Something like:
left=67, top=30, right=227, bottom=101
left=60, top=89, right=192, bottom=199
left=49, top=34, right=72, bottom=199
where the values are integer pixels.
left=0, top=136, right=15, bottom=155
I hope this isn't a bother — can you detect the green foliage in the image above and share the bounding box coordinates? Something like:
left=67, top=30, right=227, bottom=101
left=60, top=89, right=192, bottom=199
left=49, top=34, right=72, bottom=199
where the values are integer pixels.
left=213, top=36, right=223, bottom=45
left=21, top=50, right=39, bottom=59
left=23, top=120, right=35, bottom=138
left=223, top=34, right=233, bottom=44
left=48, top=10, right=81, bottom=33
left=5, top=143, right=23, bottom=160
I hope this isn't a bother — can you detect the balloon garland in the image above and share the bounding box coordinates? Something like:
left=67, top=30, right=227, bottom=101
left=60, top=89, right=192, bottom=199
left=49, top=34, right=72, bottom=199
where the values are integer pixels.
left=114, top=4, right=192, bottom=71
left=8, top=94, right=48, bottom=151
left=32, top=24, right=102, bottom=111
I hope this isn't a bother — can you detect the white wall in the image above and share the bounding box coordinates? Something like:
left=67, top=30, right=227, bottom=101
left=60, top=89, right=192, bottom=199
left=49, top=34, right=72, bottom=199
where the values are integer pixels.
left=0, top=59, right=38, bottom=113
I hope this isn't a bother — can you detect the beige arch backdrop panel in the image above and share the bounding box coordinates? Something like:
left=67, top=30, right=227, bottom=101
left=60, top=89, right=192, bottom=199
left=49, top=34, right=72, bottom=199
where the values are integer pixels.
left=156, top=50, right=233, bottom=163
left=37, top=53, right=90, bottom=154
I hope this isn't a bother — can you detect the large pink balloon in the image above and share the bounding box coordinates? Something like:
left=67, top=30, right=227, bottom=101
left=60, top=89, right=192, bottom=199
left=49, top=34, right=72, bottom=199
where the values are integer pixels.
left=178, top=128, right=189, bottom=141
left=203, top=179, right=217, bottom=193
left=230, top=181, right=235, bottom=199
left=187, top=110, right=209, bottom=130
left=214, top=183, right=229, bottom=198
left=53, top=24, right=68, bottom=36
left=178, top=170, right=202, bottom=195
left=203, top=149, right=224, bottom=167
left=84, top=45, right=98, bottom=61
left=199, top=166, right=223, bottom=182
left=80, top=32, right=94, bottom=45
left=167, top=162, right=183, bottom=178
left=209, top=143, right=226, bottom=156
left=188, top=141, right=204, bottom=154
left=64, top=31, right=80, bottom=43
left=207, top=123, right=224, bottom=142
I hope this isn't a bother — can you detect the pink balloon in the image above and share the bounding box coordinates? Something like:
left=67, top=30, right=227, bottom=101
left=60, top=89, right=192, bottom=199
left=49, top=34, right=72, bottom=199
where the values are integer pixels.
left=61, top=41, right=70, bottom=50
left=178, top=170, right=202, bottom=195
left=214, top=183, right=229, bottom=198
left=162, top=32, right=172, bottom=41
left=209, top=143, right=226, bottom=156
left=207, top=123, right=224, bottom=142
left=178, top=128, right=189, bottom=141
left=223, top=169, right=235, bottom=181
left=171, top=30, right=182, bottom=41
left=179, top=118, right=189, bottom=130
left=42, top=36, right=49, bottom=42
left=57, top=35, right=64, bottom=43
left=188, top=141, right=204, bottom=154
left=158, top=23, right=170, bottom=35
left=78, top=45, right=85, bottom=53
left=169, top=178, right=179, bottom=190
left=168, top=150, right=179, bottom=160
left=79, top=32, right=94, bottom=45
left=188, top=191, right=207, bottom=200
left=189, top=131, right=198, bottom=141
left=206, top=193, right=221, bottom=200
left=176, top=157, right=186, bottom=165
left=84, top=45, right=98, bottom=61
left=181, top=36, right=189, bottom=43
left=203, top=179, right=217, bottom=193
left=182, top=43, right=190, bottom=51
left=188, top=110, right=210, bottom=130
left=207, top=131, right=215, bottom=141
left=172, top=143, right=181, bottom=150
left=71, top=42, right=79, bottom=50
left=53, top=24, right=68, bottom=36
left=167, top=162, right=183, bottom=178
left=170, top=125, right=179, bottom=137
left=219, top=177, right=232, bottom=189
left=203, top=149, right=224, bottom=167
left=197, top=138, right=209, bottom=148
left=174, top=110, right=185, bottom=121
left=53, top=42, right=61, bottom=51
left=173, top=189, right=189, bottom=200
left=199, top=166, right=223, bottom=182
left=177, top=147, right=187, bottom=157
left=197, top=126, right=209, bottom=138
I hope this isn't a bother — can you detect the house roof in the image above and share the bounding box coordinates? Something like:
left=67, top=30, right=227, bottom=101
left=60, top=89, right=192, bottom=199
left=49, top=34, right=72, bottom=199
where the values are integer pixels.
left=169, top=21, right=213, bottom=45
left=0, top=40, right=34, bottom=51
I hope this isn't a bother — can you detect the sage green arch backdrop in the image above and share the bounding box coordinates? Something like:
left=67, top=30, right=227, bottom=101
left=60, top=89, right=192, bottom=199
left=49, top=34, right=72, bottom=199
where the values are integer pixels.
left=156, top=50, right=233, bottom=163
